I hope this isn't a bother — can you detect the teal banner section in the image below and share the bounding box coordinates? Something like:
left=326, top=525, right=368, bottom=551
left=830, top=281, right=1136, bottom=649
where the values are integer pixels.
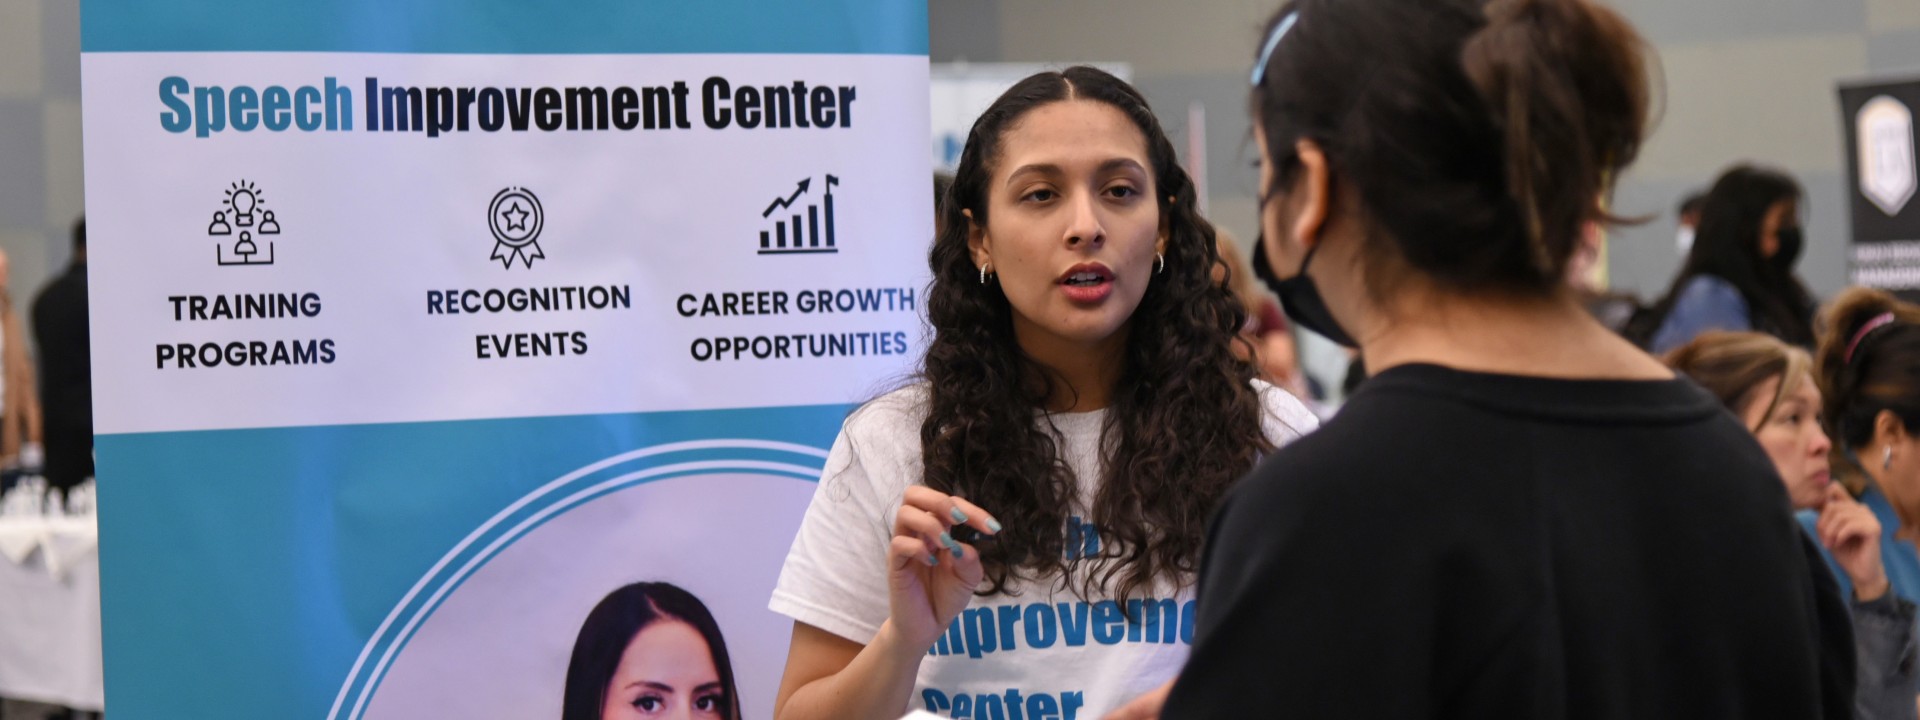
left=93, top=404, right=848, bottom=719
left=82, top=0, right=928, bottom=55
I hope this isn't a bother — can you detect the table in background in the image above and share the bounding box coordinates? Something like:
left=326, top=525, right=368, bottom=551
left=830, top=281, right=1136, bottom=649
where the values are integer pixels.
left=0, top=515, right=103, bottom=712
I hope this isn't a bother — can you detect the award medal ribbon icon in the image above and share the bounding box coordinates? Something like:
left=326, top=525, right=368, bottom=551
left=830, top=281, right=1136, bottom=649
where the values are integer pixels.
left=489, top=187, right=545, bottom=269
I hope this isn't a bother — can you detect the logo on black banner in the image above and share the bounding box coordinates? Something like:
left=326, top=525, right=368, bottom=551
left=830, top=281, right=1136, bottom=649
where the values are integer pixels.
left=205, top=179, right=283, bottom=267
left=489, top=187, right=545, bottom=269
left=1859, top=96, right=1917, bottom=217
left=758, top=175, right=839, bottom=255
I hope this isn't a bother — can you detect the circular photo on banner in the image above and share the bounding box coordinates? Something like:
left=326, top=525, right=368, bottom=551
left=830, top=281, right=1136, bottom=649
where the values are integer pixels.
left=360, top=471, right=815, bottom=720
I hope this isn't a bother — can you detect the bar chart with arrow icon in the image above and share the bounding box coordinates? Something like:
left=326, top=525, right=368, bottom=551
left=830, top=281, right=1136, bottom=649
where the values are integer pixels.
left=758, top=175, right=839, bottom=255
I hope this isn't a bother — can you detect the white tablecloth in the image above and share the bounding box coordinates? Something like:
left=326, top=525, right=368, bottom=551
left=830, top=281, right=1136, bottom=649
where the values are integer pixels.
left=0, top=515, right=103, bottom=711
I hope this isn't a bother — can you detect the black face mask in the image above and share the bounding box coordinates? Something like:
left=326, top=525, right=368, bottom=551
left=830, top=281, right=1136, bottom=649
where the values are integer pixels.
left=1251, top=229, right=1357, bottom=348
left=1772, top=226, right=1803, bottom=272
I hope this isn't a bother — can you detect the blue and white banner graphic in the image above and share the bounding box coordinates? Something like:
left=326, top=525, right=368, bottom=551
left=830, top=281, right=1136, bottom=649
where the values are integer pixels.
left=80, top=3, right=930, bottom=717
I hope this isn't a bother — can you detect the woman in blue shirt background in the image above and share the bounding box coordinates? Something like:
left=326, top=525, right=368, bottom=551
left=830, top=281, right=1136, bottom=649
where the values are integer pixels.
left=1667, top=330, right=1919, bottom=719
left=1817, top=287, right=1920, bottom=712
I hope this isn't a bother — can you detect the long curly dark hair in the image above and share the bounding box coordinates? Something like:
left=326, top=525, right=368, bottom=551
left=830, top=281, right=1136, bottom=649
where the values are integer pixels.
left=921, top=66, right=1274, bottom=605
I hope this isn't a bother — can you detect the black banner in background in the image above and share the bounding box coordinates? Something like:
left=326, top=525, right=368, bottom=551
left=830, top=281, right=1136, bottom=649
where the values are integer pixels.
left=1840, top=78, right=1920, bottom=302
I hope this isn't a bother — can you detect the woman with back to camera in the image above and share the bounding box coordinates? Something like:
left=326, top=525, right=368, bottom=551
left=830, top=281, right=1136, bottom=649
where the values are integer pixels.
left=1669, top=331, right=1918, bottom=720
left=1163, top=0, right=1853, bottom=716
left=767, top=66, right=1317, bottom=720
left=1632, top=165, right=1818, bottom=354
left=562, top=582, right=741, bottom=720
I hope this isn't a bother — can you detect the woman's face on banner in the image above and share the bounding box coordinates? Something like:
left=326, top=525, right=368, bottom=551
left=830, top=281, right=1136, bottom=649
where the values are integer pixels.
left=599, top=619, right=726, bottom=720
left=971, top=99, right=1164, bottom=351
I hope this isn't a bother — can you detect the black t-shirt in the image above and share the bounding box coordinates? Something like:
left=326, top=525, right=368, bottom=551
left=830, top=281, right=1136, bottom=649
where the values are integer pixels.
left=1164, top=363, right=1852, bottom=719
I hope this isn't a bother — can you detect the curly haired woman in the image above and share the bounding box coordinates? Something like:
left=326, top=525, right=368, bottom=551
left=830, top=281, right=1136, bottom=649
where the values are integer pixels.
left=767, top=66, right=1315, bottom=720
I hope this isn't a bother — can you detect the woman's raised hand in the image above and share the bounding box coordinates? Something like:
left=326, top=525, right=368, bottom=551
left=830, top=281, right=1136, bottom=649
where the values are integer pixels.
left=887, top=486, right=1002, bottom=650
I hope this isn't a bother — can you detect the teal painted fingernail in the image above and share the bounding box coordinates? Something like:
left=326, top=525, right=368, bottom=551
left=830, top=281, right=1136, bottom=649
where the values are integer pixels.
left=940, top=533, right=964, bottom=559
left=949, top=507, right=969, bottom=524
left=926, top=553, right=939, bottom=566
left=986, top=518, right=1003, bottom=533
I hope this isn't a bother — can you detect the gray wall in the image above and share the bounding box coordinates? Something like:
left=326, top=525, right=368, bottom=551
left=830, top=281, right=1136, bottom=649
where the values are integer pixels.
left=931, top=0, right=1920, bottom=302
left=0, top=0, right=82, bottom=305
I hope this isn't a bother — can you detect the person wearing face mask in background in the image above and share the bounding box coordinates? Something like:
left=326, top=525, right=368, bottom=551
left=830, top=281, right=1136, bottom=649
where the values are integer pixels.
left=1668, top=331, right=1919, bottom=720
left=1628, top=165, right=1818, bottom=355
left=1165, top=0, right=1854, bottom=716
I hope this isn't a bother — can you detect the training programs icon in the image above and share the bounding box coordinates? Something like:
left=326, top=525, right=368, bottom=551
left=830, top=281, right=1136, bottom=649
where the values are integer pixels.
left=489, top=187, right=545, bottom=269
left=207, top=179, right=281, bottom=266
left=758, top=174, right=839, bottom=255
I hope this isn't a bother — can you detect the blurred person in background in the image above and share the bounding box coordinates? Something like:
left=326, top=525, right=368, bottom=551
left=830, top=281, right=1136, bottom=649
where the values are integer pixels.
left=1567, top=216, right=1642, bottom=333
left=33, top=217, right=91, bottom=495
left=1216, top=230, right=1318, bottom=403
left=933, top=171, right=955, bottom=236
left=1631, top=165, right=1817, bottom=354
left=1817, top=287, right=1920, bottom=713
left=1669, top=330, right=1918, bottom=720
left=1676, top=189, right=1705, bottom=255
left=0, top=248, right=43, bottom=484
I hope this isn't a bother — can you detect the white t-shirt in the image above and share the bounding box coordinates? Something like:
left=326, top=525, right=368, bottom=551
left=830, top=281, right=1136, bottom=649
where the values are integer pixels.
left=770, top=380, right=1318, bottom=720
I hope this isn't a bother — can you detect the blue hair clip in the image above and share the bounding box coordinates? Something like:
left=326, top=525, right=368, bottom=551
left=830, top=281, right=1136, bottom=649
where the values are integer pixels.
left=1250, top=11, right=1299, bottom=86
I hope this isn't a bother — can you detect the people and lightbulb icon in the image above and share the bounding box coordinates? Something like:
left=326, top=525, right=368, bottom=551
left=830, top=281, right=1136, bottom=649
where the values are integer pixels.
left=209, top=180, right=281, bottom=266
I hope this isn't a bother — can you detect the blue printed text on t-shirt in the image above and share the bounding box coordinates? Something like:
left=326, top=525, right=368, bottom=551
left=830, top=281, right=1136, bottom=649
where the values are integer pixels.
left=922, top=687, right=1086, bottom=720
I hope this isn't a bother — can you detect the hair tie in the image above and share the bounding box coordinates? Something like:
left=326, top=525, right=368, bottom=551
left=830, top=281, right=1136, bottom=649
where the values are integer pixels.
left=1846, top=312, right=1897, bottom=365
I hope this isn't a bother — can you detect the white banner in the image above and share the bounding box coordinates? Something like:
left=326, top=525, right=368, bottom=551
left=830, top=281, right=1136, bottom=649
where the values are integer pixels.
left=81, top=4, right=930, bottom=718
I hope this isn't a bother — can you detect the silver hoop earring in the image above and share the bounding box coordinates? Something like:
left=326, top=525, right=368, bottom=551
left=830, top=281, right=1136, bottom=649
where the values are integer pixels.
left=1155, top=253, right=1165, bottom=275
left=979, top=263, right=992, bottom=285
left=1886, top=446, right=1894, bottom=471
